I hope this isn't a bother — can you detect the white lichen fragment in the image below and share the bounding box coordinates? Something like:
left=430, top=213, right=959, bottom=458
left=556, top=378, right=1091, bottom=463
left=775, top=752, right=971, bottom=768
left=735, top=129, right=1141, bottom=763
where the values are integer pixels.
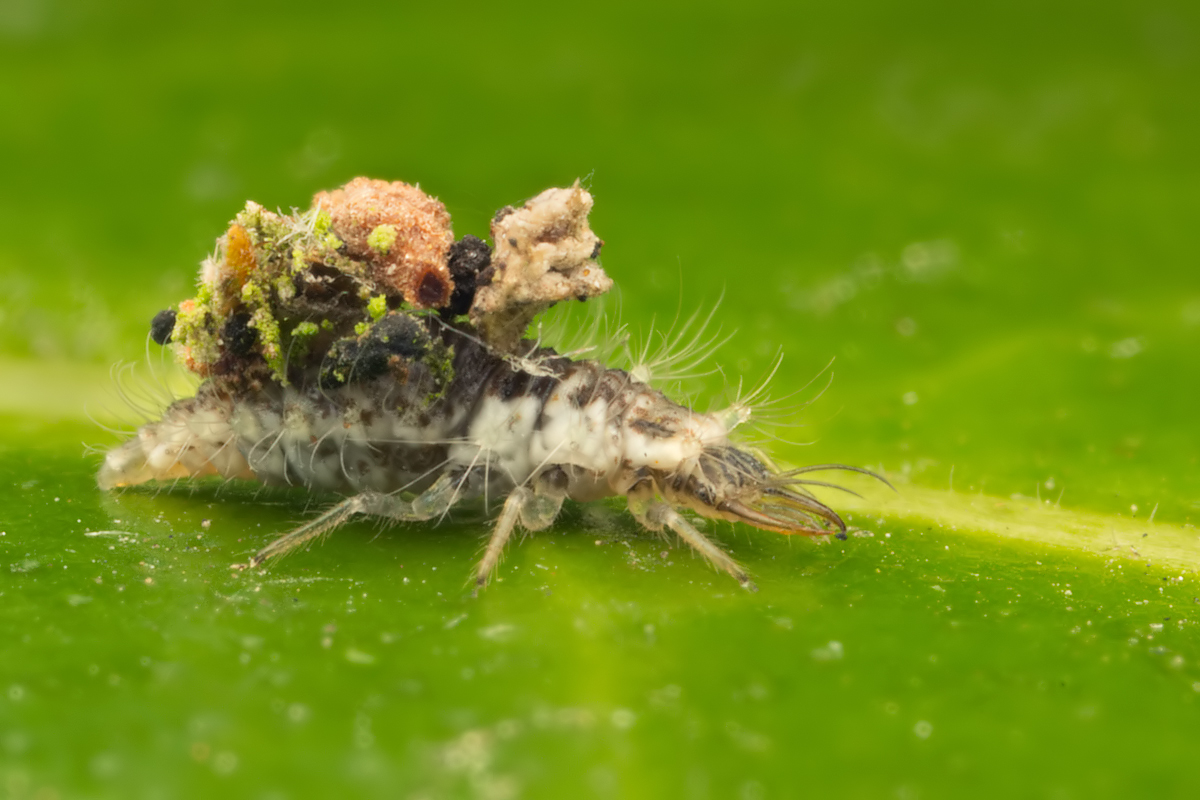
left=470, top=181, right=612, bottom=352
left=367, top=224, right=398, bottom=255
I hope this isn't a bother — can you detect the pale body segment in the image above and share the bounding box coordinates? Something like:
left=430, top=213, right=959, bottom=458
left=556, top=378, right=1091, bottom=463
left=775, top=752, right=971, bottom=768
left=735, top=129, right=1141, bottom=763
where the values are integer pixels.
left=99, top=321, right=854, bottom=590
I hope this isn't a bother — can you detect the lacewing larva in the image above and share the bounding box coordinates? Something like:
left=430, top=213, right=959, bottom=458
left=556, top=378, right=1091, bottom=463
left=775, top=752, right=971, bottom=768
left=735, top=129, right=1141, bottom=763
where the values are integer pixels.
left=97, top=177, right=882, bottom=591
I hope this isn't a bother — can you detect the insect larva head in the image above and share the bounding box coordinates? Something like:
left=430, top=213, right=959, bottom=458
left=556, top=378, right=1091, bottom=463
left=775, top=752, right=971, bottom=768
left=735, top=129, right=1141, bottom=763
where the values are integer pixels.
left=663, top=446, right=850, bottom=537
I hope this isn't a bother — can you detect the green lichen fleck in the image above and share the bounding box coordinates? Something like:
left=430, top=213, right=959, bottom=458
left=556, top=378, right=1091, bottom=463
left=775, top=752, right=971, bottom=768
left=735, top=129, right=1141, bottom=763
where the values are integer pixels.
left=241, top=280, right=286, bottom=383
left=234, top=201, right=264, bottom=232
left=367, top=224, right=398, bottom=256
left=291, top=247, right=307, bottom=273
left=367, top=294, right=388, bottom=321
left=289, top=321, right=320, bottom=361
left=420, top=341, right=456, bottom=406
left=313, top=208, right=332, bottom=236
left=292, top=321, right=319, bottom=338
left=274, top=273, right=296, bottom=302
left=354, top=321, right=369, bottom=336
left=170, top=279, right=221, bottom=369
left=245, top=207, right=291, bottom=252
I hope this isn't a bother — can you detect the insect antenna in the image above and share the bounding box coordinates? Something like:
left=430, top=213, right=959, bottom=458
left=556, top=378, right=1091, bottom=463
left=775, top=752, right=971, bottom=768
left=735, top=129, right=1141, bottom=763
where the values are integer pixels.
left=777, top=478, right=865, bottom=498
left=777, top=463, right=894, bottom=488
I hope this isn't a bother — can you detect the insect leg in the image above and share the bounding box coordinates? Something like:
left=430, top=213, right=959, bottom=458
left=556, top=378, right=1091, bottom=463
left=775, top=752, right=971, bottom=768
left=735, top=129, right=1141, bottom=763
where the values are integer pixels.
left=473, top=486, right=529, bottom=590
left=518, top=491, right=564, bottom=531
left=249, top=472, right=462, bottom=567
left=640, top=501, right=757, bottom=592
left=249, top=494, right=366, bottom=566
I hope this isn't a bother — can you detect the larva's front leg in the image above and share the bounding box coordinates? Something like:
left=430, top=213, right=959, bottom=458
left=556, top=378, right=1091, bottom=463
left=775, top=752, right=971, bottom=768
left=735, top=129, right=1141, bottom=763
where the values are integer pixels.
left=248, top=471, right=462, bottom=567
left=632, top=498, right=757, bottom=592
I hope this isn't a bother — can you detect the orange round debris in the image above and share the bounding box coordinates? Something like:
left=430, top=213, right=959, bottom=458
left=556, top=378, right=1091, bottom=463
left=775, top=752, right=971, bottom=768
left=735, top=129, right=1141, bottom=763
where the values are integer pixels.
left=314, top=178, right=455, bottom=309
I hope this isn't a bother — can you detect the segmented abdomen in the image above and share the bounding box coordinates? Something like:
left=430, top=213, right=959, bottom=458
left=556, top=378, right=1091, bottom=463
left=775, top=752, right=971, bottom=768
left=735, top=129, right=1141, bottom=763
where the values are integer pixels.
left=100, top=330, right=723, bottom=504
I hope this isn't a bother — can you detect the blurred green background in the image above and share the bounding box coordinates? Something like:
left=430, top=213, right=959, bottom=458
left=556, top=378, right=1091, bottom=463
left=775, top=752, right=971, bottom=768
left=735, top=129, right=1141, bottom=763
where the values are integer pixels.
left=3, top=1, right=1200, bottom=797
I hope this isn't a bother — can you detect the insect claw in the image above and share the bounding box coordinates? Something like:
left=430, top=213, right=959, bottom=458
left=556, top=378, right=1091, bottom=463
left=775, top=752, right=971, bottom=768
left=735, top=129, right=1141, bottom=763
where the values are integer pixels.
left=718, top=499, right=794, bottom=533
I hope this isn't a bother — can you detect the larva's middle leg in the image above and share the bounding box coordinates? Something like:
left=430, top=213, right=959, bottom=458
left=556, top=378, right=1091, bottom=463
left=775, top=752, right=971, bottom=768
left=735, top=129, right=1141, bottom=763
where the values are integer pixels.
left=249, top=471, right=461, bottom=567
left=473, top=484, right=566, bottom=591
left=640, top=501, right=757, bottom=592
left=518, top=490, right=565, bottom=531
left=473, top=487, right=528, bottom=590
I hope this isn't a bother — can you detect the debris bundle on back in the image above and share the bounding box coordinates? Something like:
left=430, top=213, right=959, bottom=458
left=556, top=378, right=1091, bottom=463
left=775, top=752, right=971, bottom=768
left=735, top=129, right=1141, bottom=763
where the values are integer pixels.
left=157, top=178, right=610, bottom=387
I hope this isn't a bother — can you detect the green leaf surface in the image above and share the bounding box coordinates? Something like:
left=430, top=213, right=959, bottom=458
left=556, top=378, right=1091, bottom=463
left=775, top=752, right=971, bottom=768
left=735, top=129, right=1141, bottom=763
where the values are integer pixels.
left=3, top=1, right=1200, bottom=798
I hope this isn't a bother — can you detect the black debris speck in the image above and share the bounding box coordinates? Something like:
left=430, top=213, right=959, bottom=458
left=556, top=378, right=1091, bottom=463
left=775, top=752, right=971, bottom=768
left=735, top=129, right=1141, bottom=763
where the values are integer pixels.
left=320, top=313, right=429, bottom=388
left=150, top=309, right=176, bottom=345
left=221, top=312, right=258, bottom=356
left=444, top=235, right=492, bottom=316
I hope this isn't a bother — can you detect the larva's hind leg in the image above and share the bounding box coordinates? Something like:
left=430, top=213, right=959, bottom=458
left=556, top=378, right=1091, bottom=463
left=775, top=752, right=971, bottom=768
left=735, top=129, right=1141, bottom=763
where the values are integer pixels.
left=248, top=472, right=461, bottom=567
left=637, top=501, right=757, bottom=592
